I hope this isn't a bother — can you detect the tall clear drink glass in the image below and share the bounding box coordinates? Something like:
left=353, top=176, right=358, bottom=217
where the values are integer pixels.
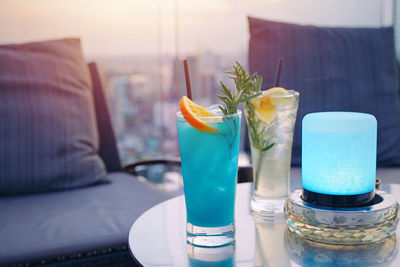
left=177, top=110, right=241, bottom=247
left=244, top=90, right=299, bottom=217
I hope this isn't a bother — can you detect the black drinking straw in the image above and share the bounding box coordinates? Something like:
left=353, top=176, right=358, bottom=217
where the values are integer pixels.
left=274, top=58, right=284, bottom=87
left=183, top=59, right=193, bottom=100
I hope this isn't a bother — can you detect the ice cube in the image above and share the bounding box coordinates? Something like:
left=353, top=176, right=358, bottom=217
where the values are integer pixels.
left=208, top=104, right=224, bottom=115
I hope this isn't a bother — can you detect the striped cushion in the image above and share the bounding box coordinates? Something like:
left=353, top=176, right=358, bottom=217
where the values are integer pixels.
left=0, top=38, right=107, bottom=194
left=248, top=17, right=400, bottom=166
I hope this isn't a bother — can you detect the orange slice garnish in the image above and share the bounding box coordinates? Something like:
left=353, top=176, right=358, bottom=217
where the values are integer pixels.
left=179, top=96, right=219, bottom=133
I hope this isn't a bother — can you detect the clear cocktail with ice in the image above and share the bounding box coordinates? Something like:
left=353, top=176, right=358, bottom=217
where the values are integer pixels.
left=244, top=88, right=299, bottom=216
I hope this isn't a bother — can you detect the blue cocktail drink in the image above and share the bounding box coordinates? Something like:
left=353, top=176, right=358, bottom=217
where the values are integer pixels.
left=177, top=100, right=241, bottom=247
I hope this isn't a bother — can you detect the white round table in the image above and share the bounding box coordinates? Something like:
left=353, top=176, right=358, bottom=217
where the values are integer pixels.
left=129, top=182, right=400, bottom=266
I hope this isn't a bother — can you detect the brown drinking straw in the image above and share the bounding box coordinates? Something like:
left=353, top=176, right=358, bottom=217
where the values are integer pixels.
left=274, top=58, right=284, bottom=87
left=183, top=59, right=193, bottom=100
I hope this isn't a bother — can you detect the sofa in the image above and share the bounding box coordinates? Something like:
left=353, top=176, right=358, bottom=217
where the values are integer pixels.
left=0, top=39, right=175, bottom=266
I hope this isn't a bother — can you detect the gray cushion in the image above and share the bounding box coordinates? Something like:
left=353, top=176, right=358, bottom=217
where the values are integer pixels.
left=0, top=38, right=107, bottom=194
left=0, top=172, right=172, bottom=265
left=248, top=17, right=400, bottom=166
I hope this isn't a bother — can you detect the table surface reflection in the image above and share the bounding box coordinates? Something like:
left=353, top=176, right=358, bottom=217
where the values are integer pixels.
left=129, top=181, right=400, bottom=266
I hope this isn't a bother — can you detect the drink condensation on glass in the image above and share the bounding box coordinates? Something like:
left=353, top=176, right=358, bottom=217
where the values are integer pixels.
left=177, top=108, right=241, bottom=247
left=244, top=89, right=299, bottom=216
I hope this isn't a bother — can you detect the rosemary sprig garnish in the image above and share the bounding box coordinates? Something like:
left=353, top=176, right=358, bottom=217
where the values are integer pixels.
left=217, top=61, right=274, bottom=154
left=217, top=62, right=262, bottom=115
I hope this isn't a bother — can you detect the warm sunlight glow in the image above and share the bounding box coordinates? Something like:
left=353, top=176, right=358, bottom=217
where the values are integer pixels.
left=0, top=0, right=384, bottom=57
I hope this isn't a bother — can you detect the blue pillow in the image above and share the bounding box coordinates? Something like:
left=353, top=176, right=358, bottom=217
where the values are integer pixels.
left=0, top=38, right=108, bottom=194
left=248, top=17, right=400, bottom=166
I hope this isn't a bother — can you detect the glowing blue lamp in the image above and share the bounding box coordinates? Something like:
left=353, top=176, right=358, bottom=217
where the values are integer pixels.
left=302, top=112, right=377, bottom=207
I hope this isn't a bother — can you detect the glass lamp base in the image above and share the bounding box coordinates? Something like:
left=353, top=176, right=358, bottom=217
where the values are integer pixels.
left=251, top=196, right=286, bottom=218
left=285, top=229, right=398, bottom=265
left=285, top=190, right=399, bottom=245
left=186, top=223, right=235, bottom=247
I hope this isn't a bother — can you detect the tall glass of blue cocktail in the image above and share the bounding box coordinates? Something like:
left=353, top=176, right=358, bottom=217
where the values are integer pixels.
left=177, top=96, right=241, bottom=247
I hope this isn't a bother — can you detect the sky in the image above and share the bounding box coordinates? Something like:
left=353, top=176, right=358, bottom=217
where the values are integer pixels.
left=0, top=0, right=392, bottom=58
